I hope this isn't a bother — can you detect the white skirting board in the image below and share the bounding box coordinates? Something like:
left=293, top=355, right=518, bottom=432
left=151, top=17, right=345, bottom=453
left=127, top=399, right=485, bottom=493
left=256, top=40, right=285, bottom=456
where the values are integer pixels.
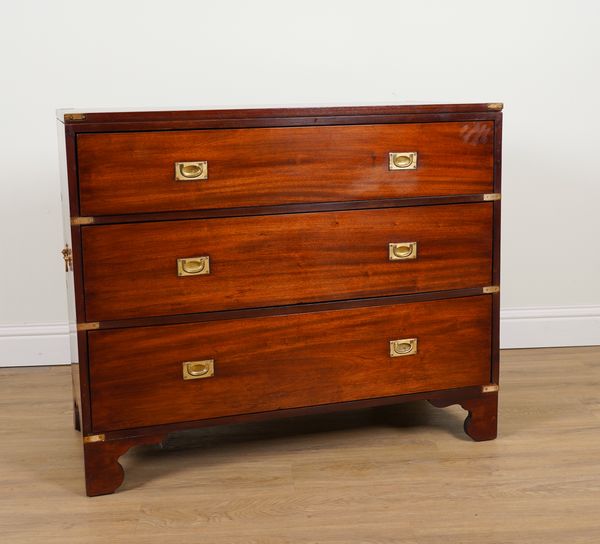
left=0, top=306, right=599, bottom=367
left=499, top=305, right=600, bottom=349
left=0, top=323, right=71, bottom=367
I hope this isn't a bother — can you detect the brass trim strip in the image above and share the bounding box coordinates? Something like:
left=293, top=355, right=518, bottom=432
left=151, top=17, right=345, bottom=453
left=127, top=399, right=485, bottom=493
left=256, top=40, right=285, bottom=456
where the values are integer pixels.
left=482, top=286, right=500, bottom=294
left=83, top=434, right=105, bottom=444
left=71, top=216, right=95, bottom=225
left=483, top=193, right=501, bottom=201
left=487, top=103, right=503, bottom=110
left=482, top=384, right=499, bottom=393
left=77, top=322, right=100, bottom=331
left=64, top=113, right=87, bottom=121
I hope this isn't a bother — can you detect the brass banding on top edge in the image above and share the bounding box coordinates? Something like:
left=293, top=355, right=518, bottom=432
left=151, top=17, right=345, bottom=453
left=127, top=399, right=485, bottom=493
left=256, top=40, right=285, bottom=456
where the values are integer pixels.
left=64, top=113, right=87, bottom=121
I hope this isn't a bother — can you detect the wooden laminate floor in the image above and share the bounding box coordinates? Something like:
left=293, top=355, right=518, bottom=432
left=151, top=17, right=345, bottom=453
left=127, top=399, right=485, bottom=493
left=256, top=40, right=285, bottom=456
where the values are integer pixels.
left=1, top=347, right=599, bottom=543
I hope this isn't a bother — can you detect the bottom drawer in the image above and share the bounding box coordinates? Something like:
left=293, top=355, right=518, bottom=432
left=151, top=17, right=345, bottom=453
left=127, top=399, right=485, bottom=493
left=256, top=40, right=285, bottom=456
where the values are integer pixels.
left=89, top=296, right=492, bottom=431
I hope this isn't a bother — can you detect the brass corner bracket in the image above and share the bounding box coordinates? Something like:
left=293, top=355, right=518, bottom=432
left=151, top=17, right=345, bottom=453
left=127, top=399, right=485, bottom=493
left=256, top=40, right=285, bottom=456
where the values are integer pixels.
left=487, top=103, right=503, bottom=111
left=64, top=113, right=87, bottom=122
left=71, top=216, right=95, bottom=225
left=483, top=193, right=501, bottom=201
left=83, top=434, right=106, bottom=444
left=77, top=322, right=100, bottom=332
left=482, top=286, right=500, bottom=294
left=482, top=384, right=499, bottom=394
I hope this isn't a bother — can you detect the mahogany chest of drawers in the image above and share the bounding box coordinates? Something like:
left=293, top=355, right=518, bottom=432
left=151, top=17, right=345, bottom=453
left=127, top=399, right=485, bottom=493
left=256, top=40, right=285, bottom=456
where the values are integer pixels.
left=58, top=103, right=503, bottom=496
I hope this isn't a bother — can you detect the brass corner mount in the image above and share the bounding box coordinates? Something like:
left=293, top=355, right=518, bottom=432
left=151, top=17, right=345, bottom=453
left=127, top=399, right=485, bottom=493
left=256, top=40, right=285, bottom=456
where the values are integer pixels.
left=483, top=193, right=501, bottom=201
left=64, top=113, right=87, bottom=122
left=83, top=434, right=106, bottom=444
left=71, top=216, right=95, bottom=225
left=77, top=322, right=100, bottom=332
left=482, top=286, right=500, bottom=294
left=482, top=384, right=499, bottom=393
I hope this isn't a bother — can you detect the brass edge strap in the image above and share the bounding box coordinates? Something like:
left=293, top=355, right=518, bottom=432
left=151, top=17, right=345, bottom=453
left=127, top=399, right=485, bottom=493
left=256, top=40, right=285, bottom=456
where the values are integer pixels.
left=83, top=434, right=105, bottom=444
left=482, top=384, right=499, bottom=393
left=487, top=103, right=503, bottom=110
left=77, top=322, right=100, bottom=331
left=64, top=113, right=87, bottom=121
left=71, top=216, right=95, bottom=225
left=483, top=193, right=501, bottom=201
left=482, top=286, right=500, bottom=294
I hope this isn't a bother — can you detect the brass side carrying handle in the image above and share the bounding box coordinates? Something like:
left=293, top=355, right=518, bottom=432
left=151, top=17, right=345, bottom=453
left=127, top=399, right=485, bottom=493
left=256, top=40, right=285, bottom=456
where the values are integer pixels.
left=390, top=338, right=418, bottom=357
left=389, top=242, right=417, bottom=261
left=389, top=152, right=417, bottom=170
left=61, top=245, right=73, bottom=272
left=175, top=161, right=208, bottom=180
left=182, top=360, right=215, bottom=380
left=177, top=256, right=210, bottom=276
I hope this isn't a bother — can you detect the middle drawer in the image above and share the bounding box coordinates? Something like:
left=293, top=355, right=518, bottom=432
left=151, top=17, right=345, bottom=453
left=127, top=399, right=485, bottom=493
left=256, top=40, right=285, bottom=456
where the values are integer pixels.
left=82, top=203, right=492, bottom=321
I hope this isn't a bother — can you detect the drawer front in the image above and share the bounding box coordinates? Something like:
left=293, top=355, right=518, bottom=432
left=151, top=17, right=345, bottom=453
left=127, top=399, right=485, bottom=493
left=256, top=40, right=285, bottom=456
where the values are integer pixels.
left=82, top=203, right=493, bottom=321
left=77, top=122, right=494, bottom=215
left=89, top=296, right=492, bottom=431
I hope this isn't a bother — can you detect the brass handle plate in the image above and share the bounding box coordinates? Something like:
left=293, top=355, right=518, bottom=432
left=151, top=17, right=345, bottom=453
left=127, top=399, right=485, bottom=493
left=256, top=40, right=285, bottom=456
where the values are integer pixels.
left=175, top=161, right=208, bottom=180
left=177, top=256, right=210, bottom=276
left=389, top=242, right=417, bottom=261
left=389, top=152, right=417, bottom=170
left=390, top=338, right=418, bottom=357
left=182, top=359, right=215, bottom=380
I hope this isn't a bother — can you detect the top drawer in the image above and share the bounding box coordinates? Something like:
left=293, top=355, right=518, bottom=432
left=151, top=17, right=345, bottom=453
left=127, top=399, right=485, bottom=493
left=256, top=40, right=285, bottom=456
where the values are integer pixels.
left=77, top=121, right=494, bottom=215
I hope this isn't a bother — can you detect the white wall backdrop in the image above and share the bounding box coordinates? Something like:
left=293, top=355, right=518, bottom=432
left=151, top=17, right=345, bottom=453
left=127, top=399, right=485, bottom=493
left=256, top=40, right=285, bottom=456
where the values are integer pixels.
left=1, top=0, right=599, bottom=365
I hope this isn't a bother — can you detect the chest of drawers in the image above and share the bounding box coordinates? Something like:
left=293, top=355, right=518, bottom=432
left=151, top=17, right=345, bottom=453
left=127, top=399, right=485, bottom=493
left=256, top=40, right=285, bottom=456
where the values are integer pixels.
left=58, top=103, right=502, bottom=496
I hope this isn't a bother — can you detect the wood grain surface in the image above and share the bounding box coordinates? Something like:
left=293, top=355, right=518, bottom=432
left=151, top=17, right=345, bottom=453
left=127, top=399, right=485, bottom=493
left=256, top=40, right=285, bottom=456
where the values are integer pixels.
left=88, top=296, right=491, bottom=431
left=82, top=203, right=493, bottom=321
left=77, top=121, right=494, bottom=215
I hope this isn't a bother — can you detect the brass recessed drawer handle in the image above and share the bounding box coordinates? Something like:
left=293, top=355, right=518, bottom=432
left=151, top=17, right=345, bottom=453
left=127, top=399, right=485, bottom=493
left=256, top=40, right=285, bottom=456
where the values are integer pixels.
left=389, top=152, right=417, bottom=170
left=390, top=338, right=418, bottom=357
left=177, top=256, right=210, bottom=276
left=182, top=359, right=215, bottom=380
left=389, top=242, right=417, bottom=261
left=175, top=161, right=208, bottom=180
